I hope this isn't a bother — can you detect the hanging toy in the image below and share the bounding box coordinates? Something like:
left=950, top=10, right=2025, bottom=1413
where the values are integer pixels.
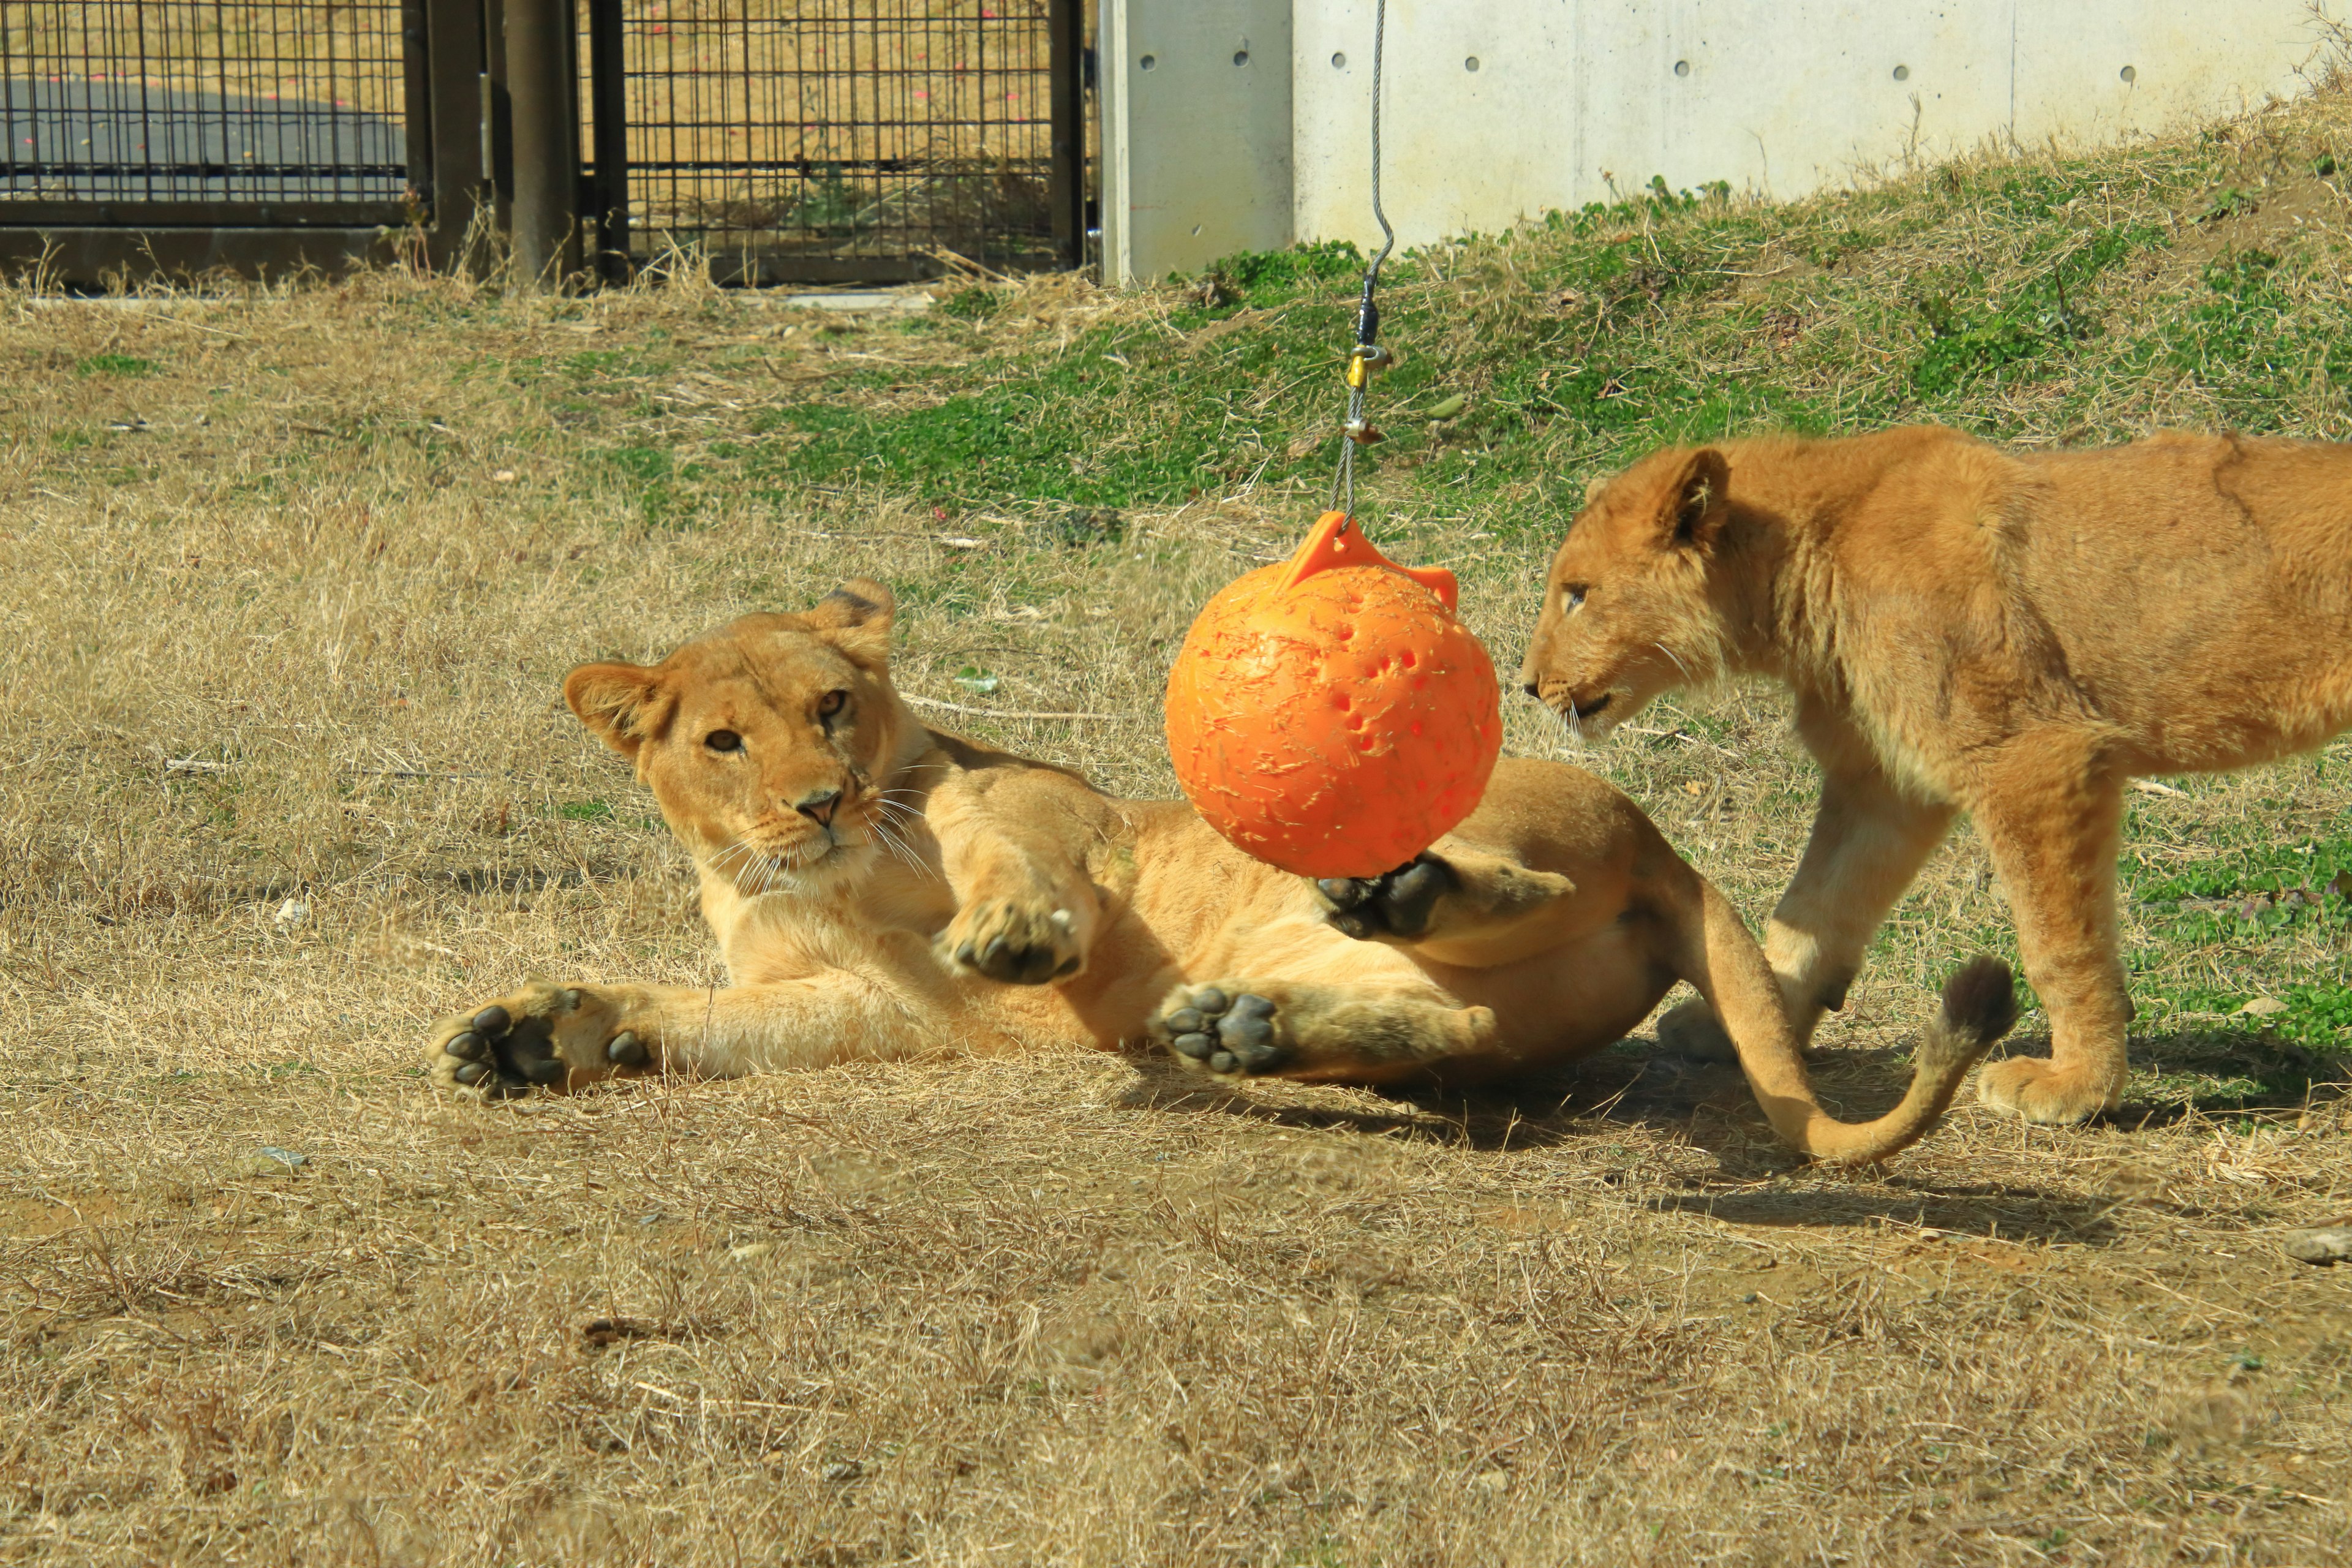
left=1163, top=0, right=1501, bottom=880
left=1165, top=510, right=1501, bottom=878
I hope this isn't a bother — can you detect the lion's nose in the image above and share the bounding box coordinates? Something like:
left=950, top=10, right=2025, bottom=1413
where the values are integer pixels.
left=794, top=788, right=842, bottom=827
left=1521, top=680, right=1541, bottom=698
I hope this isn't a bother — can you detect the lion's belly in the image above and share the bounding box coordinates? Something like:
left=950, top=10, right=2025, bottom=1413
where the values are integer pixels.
left=1427, top=918, right=1672, bottom=1081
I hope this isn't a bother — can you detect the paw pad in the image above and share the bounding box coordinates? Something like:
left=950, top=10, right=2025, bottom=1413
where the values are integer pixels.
left=1153, top=986, right=1285, bottom=1077
left=438, top=1001, right=568, bottom=1097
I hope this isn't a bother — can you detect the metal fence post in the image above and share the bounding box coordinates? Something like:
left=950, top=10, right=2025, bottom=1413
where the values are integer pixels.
left=1049, top=0, right=1087, bottom=271
left=505, top=0, right=580, bottom=287
left=586, top=0, right=631, bottom=282
left=401, top=0, right=436, bottom=218
left=424, top=0, right=485, bottom=275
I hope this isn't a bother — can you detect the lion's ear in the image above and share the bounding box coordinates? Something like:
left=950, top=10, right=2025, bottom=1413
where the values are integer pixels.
left=804, top=578, right=895, bottom=668
left=564, top=662, right=675, bottom=760
left=1580, top=471, right=1611, bottom=510
left=1656, top=448, right=1731, bottom=549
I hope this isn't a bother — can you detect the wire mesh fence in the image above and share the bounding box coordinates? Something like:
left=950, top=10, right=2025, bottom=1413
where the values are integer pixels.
left=1, top=1, right=1080, bottom=282
left=584, top=0, right=1068, bottom=274
left=1, top=2, right=412, bottom=208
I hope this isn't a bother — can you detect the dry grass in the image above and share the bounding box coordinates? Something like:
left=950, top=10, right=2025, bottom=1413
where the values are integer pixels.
left=4, top=193, right=2352, bottom=1566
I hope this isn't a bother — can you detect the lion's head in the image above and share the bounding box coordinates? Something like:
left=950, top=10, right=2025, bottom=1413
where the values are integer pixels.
left=1517, top=445, right=1738, bottom=738
left=563, top=580, right=923, bottom=891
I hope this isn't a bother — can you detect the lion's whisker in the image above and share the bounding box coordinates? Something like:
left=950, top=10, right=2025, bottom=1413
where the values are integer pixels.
left=870, top=818, right=930, bottom=879
left=707, top=839, right=756, bottom=886
left=875, top=805, right=941, bottom=879
left=862, top=808, right=917, bottom=869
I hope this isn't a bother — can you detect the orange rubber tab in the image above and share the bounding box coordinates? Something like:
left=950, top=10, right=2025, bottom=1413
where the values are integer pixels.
left=1278, top=510, right=1460, bottom=611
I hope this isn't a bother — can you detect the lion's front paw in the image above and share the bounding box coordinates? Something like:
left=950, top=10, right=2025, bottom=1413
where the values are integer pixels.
left=1149, top=984, right=1292, bottom=1077
left=944, top=899, right=1083, bottom=985
left=1974, top=1054, right=2124, bottom=1125
left=1316, top=853, right=1457, bottom=941
left=424, top=982, right=655, bottom=1099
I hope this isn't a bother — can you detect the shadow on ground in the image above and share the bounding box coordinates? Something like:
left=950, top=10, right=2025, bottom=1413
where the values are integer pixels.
left=1644, top=1183, right=2120, bottom=1244
left=1119, top=1038, right=1961, bottom=1159
left=1119, top=1039, right=2130, bottom=1242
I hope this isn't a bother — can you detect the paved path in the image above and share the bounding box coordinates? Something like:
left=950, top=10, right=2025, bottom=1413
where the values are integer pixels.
left=2, top=78, right=404, bottom=202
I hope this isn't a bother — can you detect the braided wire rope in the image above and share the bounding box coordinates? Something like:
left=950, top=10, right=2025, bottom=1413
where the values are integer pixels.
left=1329, top=0, right=1395, bottom=526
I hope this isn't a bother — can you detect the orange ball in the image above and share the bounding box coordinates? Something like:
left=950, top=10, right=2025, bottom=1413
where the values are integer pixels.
left=1165, top=511, right=1502, bottom=878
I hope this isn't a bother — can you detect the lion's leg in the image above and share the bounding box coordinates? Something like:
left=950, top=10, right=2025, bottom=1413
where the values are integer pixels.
left=1662, top=762, right=1955, bottom=1060
left=1144, top=952, right=1497, bottom=1087
left=423, top=974, right=945, bottom=1099
left=1762, top=767, right=1959, bottom=1026
left=1965, top=745, right=2130, bottom=1125
left=927, top=768, right=1114, bottom=984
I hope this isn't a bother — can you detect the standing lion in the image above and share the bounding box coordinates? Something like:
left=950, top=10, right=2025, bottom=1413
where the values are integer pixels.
left=1519, top=426, right=2352, bottom=1125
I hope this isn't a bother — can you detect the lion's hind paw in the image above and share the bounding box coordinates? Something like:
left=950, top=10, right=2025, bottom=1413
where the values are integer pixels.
left=426, top=984, right=651, bottom=1100
left=1149, top=984, right=1291, bottom=1078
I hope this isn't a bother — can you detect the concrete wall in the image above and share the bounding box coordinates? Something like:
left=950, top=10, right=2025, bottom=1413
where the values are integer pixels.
left=1103, top=0, right=2335, bottom=282
left=1098, top=1, right=1294, bottom=287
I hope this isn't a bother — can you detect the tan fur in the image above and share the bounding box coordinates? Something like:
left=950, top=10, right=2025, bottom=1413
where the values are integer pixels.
left=422, top=581, right=2019, bottom=1164
left=1519, top=426, right=2352, bottom=1124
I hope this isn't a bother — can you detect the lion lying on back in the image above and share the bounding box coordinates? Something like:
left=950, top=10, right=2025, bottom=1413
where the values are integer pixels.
left=424, top=580, right=2018, bottom=1165
left=1520, top=426, right=2352, bottom=1125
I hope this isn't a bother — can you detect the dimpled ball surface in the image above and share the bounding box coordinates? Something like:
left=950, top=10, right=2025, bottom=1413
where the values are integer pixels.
left=1165, top=516, right=1503, bottom=878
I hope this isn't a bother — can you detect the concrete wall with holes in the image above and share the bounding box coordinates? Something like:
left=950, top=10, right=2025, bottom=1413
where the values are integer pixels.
left=1101, top=1, right=2334, bottom=282
left=1098, top=1, right=1295, bottom=288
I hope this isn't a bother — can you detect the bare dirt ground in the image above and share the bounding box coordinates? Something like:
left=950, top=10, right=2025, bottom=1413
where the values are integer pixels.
left=0, top=258, right=2347, bottom=1566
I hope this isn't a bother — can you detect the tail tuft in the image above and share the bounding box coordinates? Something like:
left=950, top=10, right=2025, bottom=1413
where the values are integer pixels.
left=1939, top=955, right=2021, bottom=1048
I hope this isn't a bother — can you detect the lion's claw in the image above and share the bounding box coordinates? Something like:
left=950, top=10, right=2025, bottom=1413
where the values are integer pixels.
left=945, top=900, right=1084, bottom=986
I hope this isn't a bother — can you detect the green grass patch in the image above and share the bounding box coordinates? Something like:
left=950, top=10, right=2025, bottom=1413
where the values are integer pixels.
left=2123, top=835, right=2352, bottom=1054
left=700, top=130, right=2337, bottom=527
left=75, top=353, right=157, bottom=377
left=2127, top=835, right=2352, bottom=904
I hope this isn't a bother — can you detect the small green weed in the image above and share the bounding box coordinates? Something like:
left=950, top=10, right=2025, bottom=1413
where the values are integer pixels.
left=940, top=287, right=1007, bottom=322
left=602, top=445, right=673, bottom=483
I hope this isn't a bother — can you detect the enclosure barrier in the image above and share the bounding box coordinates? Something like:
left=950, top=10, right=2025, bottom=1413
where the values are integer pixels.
left=578, top=0, right=1084, bottom=285
left=0, top=0, right=482, bottom=277
left=0, top=1, right=1085, bottom=285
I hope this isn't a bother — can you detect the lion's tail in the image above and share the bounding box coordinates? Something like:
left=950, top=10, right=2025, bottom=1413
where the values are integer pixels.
left=1678, top=875, right=2018, bottom=1165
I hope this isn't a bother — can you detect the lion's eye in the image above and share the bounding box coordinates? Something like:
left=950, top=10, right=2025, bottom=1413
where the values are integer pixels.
left=1562, top=584, right=1589, bottom=611
left=704, top=729, right=743, bottom=753
left=818, top=690, right=848, bottom=718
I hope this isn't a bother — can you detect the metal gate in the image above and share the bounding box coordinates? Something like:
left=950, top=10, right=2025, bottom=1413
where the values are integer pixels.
left=579, top=0, right=1084, bottom=284
left=0, top=1, right=487, bottom=279
left=1, top=1, right=1080, bottom=286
